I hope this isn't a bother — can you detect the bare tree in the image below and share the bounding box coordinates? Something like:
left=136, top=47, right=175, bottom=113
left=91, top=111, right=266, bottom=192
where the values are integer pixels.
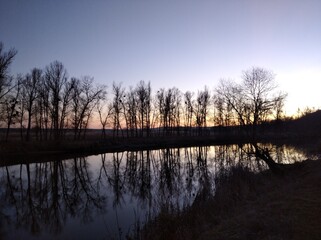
left=123, top=87, right=138, bottom=137
left=155, top=88, right=165, bottom=135
left=242, top=67, right=277, bottom=127
left=273, top=91, right=288, bottom=121
left=213, top=95, right=224, bottom=126
left=23, top=68, right=42, bottom=141
left=17, top=81, right=27, bottom=140
left=71, top=77, right=82, bottom=139
left=216, top=79, right=246, bottom=126
left=216, top=67, right=287, bottom=137
left=79, top=78, right=106, bottom=138
left=195, top=87, right=211, bottom=135
left=36, top=77, right=51, bottom=140
left=59, top=77, right=75, bottom=138
left=0, top=42, right=17, bottom=101
left=136, top=80, right=151, bottom=137
left=111, top=82, right=125, bottom=138
left=156, top=87, right=181, bottom=135
left=45, top=61, right=68, bottom=140
left=71, top=76, right=106, bottom=139
left=173, top=88, right=182, bottom=135
left=183, top=91, right=194, bottom=135
left=2, top=76, right=22, bottom=141
left=97, top=97, right=113, bottom=139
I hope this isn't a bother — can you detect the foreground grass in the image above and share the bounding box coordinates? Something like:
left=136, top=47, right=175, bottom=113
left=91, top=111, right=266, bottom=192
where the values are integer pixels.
left=140, top=159, right=321, bottom=240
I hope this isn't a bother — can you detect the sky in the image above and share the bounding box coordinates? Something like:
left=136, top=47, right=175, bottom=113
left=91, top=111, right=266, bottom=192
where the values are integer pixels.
left=1, top=0, right=321, bottom=116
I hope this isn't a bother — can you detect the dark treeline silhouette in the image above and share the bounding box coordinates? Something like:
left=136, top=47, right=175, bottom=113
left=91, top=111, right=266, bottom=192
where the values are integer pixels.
left=0, top=42, right=291, bottom=142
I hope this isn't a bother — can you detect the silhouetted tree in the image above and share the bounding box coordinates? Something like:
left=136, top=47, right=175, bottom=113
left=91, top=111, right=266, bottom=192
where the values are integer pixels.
left=71, top=77, right=106, bottom=139
left=123, top=86, right=138, bottom=137
left=172, top=88, right=182, bottom=135
left=183, top=91, right=194, bottom=135
left=155, top=89, right=165, bottom=135
left=2, top=76, right=22, bottom=141
left=156, top=87, right=181, bottom=135
left=136, top=80, right=151, bottom=137
left=81, top=79, right=106, bottom=137
left=273, top=92, right=287, bottom=121
left=97, top=97, right=113, bottom=139
left=70, top=77, right=82, bottom=138
left=111, top=82, right=125, bottom=138
left=45, top=61, right=68, bottom=140
left=36, top=77, right=51, bottom=140
left=242, top=67, right=276, bottom=128
left=213, top=95, right=224, bottom=126
left=23, top=68, right=42, bottom=141
left=17, top=82, right=27, bottom=140
left=216, top=67, right=287, bottom=136
left=0, top=42, right=17, bottom=101
left=216, top=79, right=246, bottom=126
left=195, top=87, right=211, bottom=135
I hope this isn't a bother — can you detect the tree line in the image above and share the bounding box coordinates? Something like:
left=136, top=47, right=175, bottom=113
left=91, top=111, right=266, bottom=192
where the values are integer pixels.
left=0, top=42, right=287, bottom=141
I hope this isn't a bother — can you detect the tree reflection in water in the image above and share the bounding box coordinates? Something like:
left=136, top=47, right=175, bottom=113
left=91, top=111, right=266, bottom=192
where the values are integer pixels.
left=0, top=144, right=309, bottom=239
left=1, top=159, right=106, bottom=239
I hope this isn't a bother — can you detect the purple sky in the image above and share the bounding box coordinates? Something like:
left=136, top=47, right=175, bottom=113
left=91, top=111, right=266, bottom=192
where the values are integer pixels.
left=1, top=0, right=321, bottom=115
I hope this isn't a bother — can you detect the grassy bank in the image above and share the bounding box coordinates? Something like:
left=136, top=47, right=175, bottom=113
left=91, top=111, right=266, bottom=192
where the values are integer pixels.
left=1, top=133, right=320, bottom=166
left=0, top=134, right=259, bottom=165
left=140, top=158, right=321, bottom=240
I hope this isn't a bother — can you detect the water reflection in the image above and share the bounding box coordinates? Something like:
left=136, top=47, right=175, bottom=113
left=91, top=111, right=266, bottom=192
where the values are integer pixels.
left=0, top=143, right=311, bottom=239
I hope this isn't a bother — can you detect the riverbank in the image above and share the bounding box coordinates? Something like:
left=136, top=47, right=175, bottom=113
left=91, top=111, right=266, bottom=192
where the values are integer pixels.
left=140, top=158, right=321, bottom=240
left=0, top=135, right=240, bottom=166
left=1, top=134, right=320, bottom=166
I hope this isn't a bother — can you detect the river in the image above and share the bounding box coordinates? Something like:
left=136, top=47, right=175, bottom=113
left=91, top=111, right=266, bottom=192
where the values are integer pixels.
left=0, top=143, right=315, bottom=239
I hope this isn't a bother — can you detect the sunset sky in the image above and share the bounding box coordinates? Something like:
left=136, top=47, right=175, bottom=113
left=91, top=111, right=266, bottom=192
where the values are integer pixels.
left=1, top=0, right=321, bottom=116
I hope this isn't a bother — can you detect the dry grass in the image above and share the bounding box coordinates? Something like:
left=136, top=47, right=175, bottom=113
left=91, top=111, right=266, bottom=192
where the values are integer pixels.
left=140, top=159, right=321, bottom=240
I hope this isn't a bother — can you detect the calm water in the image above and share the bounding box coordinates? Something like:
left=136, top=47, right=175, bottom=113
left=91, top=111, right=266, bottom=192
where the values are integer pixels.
left=0, top=144, right=315, bottom=239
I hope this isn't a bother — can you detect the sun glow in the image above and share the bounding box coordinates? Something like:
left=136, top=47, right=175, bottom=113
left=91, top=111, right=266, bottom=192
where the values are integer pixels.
left=277, top=67, right=321, bottom=116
